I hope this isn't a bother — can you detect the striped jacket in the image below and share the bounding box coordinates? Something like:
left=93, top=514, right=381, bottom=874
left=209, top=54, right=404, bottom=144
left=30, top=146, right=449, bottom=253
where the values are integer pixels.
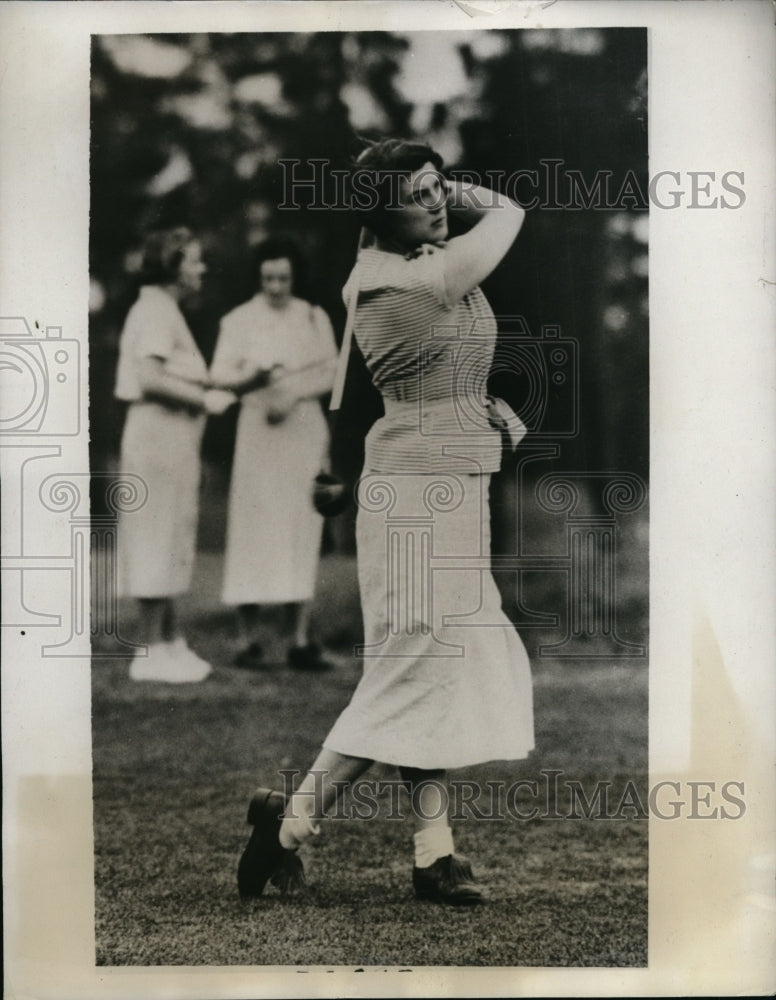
left=343, top=244, right=502, bottom=476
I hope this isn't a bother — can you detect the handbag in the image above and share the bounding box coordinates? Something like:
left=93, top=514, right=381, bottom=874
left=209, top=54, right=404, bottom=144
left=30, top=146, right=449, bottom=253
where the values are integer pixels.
left=312, top=469, right=350, bottom=517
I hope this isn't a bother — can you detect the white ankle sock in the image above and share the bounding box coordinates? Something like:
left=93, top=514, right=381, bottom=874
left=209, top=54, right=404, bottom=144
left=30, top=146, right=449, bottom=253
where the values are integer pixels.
left=413, top=825, right=455, bottom=868
left=278, top=795, right=321, bottom=850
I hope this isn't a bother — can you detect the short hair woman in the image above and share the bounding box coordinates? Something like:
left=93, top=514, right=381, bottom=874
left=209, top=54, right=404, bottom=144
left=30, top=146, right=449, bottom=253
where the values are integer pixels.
left=115, top=227, right=235, bottom=683
left=237, top=140, right=534, bottom=903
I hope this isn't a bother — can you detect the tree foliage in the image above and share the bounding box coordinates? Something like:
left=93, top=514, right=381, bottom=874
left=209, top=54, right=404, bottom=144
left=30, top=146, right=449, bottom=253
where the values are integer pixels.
left=90, top=29, right=647, bottom=482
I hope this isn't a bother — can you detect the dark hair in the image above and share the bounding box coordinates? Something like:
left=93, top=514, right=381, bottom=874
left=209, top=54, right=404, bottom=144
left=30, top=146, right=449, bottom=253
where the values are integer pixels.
left=350, top=138, right=444, bottom=237
left=252, top=236, right=303, bottom=291
left=138, top=227, right=196, bottom=285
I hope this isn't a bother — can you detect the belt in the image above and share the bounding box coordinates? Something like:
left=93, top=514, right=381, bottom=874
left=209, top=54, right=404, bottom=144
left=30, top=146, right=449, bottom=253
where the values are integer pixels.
left=382, top=394, right=487, bottom=419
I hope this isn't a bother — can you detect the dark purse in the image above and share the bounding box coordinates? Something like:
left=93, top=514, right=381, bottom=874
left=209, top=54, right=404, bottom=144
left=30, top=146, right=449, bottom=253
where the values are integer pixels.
left=312, top=469, right=350, bottom=517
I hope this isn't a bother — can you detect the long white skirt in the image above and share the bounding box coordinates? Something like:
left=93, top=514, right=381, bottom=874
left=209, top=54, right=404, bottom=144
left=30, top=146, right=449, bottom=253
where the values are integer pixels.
left=118, top=401, right=205, bottom=598
left=324, top=472, right=535, bottom=770
left=222, top=397, right=328, bottom=604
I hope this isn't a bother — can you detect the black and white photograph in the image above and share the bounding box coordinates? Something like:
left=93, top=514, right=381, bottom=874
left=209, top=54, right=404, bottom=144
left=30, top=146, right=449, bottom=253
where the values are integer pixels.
left=1, top=2, right=774, bottom=997
left=88, top=24, right=650, bottom=967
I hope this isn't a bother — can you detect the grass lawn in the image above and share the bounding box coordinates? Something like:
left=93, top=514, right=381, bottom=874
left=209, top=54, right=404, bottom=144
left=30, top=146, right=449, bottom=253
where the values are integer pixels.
left=92, top=541, right=648, bottom=968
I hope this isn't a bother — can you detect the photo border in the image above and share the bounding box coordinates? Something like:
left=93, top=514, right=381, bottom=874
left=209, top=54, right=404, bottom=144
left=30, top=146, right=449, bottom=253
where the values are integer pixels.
left=1, top=2, right=774, bottom=997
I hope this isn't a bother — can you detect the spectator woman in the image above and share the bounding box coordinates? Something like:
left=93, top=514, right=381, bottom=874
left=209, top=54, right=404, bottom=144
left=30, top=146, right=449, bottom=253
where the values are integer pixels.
left=237, top=140, right=534, bottom=903
left=210, top=238, right=338, bottom=671
left=115, top=227, right=234, bottom=683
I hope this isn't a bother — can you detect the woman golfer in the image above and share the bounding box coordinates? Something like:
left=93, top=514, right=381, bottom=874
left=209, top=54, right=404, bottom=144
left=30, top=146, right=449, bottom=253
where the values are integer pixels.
left=238, top=139, right=534, bottom=904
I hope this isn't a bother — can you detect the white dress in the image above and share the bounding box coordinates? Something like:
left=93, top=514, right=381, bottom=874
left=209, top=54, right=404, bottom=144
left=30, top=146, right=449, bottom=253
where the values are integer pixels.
left=322, top=246, right=535, bottom=769
left=115, top=285, right=208, bottom=598
left=211, top=295, right=337, bottom=605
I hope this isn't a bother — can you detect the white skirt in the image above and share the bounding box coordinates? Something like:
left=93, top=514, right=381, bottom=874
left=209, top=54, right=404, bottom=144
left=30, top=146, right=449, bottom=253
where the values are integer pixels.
left=221, top=397, right=328, bottom=604
left=118, top=401, right=205, bottom=598
left=324, top=473, right=535, bottom=770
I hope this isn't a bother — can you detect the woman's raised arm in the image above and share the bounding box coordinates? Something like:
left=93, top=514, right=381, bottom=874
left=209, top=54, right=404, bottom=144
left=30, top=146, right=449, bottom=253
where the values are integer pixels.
left=442, top=181, right=525, bottom=304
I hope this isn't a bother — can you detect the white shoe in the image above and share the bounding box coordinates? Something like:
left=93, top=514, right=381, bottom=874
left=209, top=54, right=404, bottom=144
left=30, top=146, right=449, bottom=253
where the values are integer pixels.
left=129, top=641, right=211, bottom=684
left=172, top=637, right=213, bottom=680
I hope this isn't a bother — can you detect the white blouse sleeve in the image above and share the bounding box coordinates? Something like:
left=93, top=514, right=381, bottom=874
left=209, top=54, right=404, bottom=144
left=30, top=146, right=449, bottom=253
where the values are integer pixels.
left=128, top=296, right=176, bottom=362
left=115, top=293, right=176, bottom=401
